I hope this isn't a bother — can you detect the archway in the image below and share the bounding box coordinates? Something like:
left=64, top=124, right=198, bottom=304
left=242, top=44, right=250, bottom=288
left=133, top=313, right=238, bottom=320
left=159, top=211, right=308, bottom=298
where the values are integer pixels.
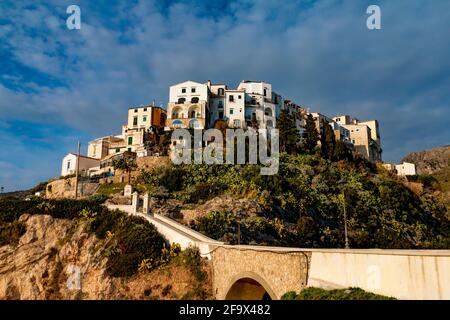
left=224, top=273, right=276, bottom=300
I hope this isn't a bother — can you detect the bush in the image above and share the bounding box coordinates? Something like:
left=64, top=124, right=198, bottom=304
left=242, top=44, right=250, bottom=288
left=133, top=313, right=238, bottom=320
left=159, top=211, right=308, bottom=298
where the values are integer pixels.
left=281, top=287, right=395, bottom=300
left=0, top=221, right=26, bottom=246
left=88, top=209, right=167, bottom=277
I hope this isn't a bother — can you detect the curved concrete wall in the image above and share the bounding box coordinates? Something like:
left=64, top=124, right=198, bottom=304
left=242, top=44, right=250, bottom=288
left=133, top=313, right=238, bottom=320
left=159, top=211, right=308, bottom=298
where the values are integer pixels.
left=308, top=249, right=450, bottom=300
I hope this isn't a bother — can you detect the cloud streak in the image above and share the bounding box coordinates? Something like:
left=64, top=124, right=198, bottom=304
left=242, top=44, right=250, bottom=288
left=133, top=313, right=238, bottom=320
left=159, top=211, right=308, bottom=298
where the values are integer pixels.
left=0, top=0, right=449, bottom=190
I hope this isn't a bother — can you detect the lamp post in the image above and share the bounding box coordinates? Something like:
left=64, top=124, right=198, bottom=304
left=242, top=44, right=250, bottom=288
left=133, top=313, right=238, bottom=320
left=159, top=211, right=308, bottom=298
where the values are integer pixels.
left=338, top=179, right=350, bottom=249
left=74, top=141, right=80, bottom=199
left=236, top=212, right=242, bottom=245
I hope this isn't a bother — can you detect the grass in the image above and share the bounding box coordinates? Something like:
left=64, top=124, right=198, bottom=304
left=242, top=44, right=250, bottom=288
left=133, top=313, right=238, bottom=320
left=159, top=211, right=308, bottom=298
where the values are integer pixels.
left=96, top=183, right=127, bottom=196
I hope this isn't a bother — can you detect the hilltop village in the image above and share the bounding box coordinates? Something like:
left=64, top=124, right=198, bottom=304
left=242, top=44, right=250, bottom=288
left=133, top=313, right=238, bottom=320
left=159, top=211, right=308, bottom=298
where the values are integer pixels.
left=57, top=79, right=414, bottom=183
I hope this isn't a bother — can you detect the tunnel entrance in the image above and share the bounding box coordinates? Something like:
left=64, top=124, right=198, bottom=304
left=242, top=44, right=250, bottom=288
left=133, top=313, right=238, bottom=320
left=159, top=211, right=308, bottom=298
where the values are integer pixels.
left=225, top=278, right=273, bottom=300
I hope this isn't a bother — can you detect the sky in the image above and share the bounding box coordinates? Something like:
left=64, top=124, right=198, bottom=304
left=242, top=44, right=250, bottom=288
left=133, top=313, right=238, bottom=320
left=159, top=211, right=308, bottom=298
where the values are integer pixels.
left=0, top=0, right=449, bottom=191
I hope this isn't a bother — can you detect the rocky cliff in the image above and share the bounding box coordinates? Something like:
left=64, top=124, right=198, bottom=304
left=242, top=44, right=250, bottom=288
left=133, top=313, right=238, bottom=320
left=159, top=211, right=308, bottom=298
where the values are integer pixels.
left=401, top=145, right=450, bottom=175
left=0, top=214, right=211, bottom=300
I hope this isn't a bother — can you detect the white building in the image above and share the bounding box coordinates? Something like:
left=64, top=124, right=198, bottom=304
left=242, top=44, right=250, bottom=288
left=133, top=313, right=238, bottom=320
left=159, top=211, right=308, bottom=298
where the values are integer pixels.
left=61, top=153, right=100, bottom=177
left=165, top=80, right=284, bottom=131
left=396, top=162, right=417, bottom=176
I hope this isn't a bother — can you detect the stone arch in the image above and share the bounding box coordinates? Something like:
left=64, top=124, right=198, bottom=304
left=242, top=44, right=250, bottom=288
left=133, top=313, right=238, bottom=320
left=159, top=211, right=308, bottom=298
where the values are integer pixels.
left=264, top=107, right=273, bottom=117
left=188, top=105, right=200, bottom=118
left=172, top=106, right=182, bottom=119
left=224, top=271, right=277, bottom=300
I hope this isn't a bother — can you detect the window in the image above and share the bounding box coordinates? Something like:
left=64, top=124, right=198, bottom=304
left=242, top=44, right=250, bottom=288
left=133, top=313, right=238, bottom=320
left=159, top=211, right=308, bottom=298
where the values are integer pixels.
left=234, top=120, right=241, bottom=127
left=218, top=88, right=224, bottom=96
left=191, top=87, right=196, bottom=93
left=189, top=110, right=197, bottom=118
left=67, top=161, right=71, bottom=170
left=134, top=109, right=138, bottom=113
left=238, top=95, right=241, bottom=99
left=133, top=116, right=138, bottom=126
left=178, top=97, right=186, bottom=104
left=218, top=101, right=223, bottom=108
left=143, top=116, right=147, bottom=122
left=144, top=108, right=147, bottom=111
left=230, top=109, right=234, bottom=115
left=229, top=95, right=234, bottom=102
left=191, top=97, right=199, bottom=103
left=172, top=120, right=183, bottom=128
left=181, top=88, right=186, bottom=93
left=128, top=148, right=132, bottom=152
left=219, top=111, right=224, bottom=119
left=128, top=137, right=133, bottom=145
left=189, top=119, right=199, bottom=128
left=115, top=148, right=120, bottom=153
left=264, top=88, right=267, bottom=96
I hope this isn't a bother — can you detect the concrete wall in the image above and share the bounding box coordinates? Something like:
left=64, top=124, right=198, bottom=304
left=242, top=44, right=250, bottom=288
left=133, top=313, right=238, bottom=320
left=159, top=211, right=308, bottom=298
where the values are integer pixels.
left=106, top=204, right=223, bottom=259
left=308, top=249, right=450, bottom=300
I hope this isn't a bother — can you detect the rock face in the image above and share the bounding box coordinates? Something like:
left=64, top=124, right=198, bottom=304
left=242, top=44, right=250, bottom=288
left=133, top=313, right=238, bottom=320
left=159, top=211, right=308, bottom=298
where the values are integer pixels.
left=0, top=214, right=211, bottom=300
left=401, top=145, right=450, bottom=175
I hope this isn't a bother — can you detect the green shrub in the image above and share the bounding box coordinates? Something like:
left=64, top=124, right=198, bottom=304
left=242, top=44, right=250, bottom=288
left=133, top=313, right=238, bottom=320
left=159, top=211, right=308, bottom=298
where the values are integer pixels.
left=88, top=209, right=167, bottom=277
left=281, top=287, right=395, bottom=300
left=0, top=221, right=26, bottom=246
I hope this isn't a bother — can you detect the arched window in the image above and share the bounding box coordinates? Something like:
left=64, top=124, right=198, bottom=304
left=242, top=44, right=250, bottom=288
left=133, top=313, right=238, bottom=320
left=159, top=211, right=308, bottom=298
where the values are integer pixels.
left=189, top=119, right=199, bottom=129
left=191, top=97, right=199, bottom=103
left=172, top=120, right=183, bottom=128
left=265, top=108, right=273, bottom=117
left=189, top=110, right=196, bottom=118
left=177, top=97, right=186, bottom=104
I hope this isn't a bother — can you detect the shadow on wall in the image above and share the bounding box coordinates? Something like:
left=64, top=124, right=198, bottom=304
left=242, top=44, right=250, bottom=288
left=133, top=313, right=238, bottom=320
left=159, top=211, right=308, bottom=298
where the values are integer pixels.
left=225, top=278, right=273, bottom=300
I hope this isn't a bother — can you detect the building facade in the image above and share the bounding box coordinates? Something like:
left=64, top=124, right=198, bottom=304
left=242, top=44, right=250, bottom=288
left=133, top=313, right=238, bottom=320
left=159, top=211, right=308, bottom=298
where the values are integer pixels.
left=165, top=80, right=284, bottom=131
left=333, top=115, right=382, bottom=162
left=396, top=162, right=417, bottom=176
left=61, top=153, right=100, bottom=177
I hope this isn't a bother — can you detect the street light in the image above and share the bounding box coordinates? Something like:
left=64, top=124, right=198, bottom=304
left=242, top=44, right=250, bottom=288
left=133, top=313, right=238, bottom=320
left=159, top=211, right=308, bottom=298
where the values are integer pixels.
left=338, top=179, right=350, bottom=249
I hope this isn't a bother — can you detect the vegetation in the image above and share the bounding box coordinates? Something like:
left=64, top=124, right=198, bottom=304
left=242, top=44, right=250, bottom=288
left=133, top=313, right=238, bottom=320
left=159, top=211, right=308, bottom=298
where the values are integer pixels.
left=140, top=152, right=449, bottom=249
left=281, top=287, right=395, bottom=300
left=303, top=114, right=319, bottom=153
left=0, top=196, right=167, bottom=278
left=278, top=109, right=302, bottom=154
left=0, top=220, right=26, bottom=246
left=96, top=183, right=127, bottom=196
left=113, top=157, right=137, bottom=183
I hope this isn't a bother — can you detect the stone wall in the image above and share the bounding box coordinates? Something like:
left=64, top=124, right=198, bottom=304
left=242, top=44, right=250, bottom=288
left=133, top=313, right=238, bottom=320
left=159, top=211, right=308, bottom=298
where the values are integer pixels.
left=211, top=246, right=310, bottom=300
left=46, top=177, right=98, bottom=199
left=136, top=156, right=170, bottom=170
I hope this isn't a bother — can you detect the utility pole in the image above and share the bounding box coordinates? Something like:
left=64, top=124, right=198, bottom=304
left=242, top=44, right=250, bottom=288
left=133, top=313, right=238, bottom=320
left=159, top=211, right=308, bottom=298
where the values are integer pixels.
left=342, top=189, right=350, bottom=249
left=237, top=215, right=241, bottom=245
left=74, top=141, right=80, bottom=199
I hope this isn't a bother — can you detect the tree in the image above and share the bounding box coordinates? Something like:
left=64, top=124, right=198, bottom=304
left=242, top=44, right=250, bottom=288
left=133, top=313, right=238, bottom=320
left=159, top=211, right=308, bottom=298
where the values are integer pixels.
left=278, top=110, right=301, bottom=154
left=334, top=140, right=353, bottom=162
left=113, top=156, right=137, bottom=184
left=304, top=114, right=319, bottom=153
left=320, top=119, right=336, bottom=160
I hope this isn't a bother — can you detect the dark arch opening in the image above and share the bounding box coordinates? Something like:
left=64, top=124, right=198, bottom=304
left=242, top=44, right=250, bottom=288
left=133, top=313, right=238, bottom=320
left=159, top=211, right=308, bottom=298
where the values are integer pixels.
left=225, top=278, right=273, bottom=300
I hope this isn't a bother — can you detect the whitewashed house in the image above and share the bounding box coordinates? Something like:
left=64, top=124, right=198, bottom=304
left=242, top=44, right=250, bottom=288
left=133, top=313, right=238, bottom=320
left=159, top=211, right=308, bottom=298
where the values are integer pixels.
left=165, top=80, right=284, bottom=131
left=61, top=153, right=100, bottom=177
left=396, top=162, right=417, bottom=176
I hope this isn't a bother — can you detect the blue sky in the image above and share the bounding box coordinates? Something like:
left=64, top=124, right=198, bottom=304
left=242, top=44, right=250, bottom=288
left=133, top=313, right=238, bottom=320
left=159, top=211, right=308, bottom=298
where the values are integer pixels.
left=0, top=0, right=449, bottom=191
